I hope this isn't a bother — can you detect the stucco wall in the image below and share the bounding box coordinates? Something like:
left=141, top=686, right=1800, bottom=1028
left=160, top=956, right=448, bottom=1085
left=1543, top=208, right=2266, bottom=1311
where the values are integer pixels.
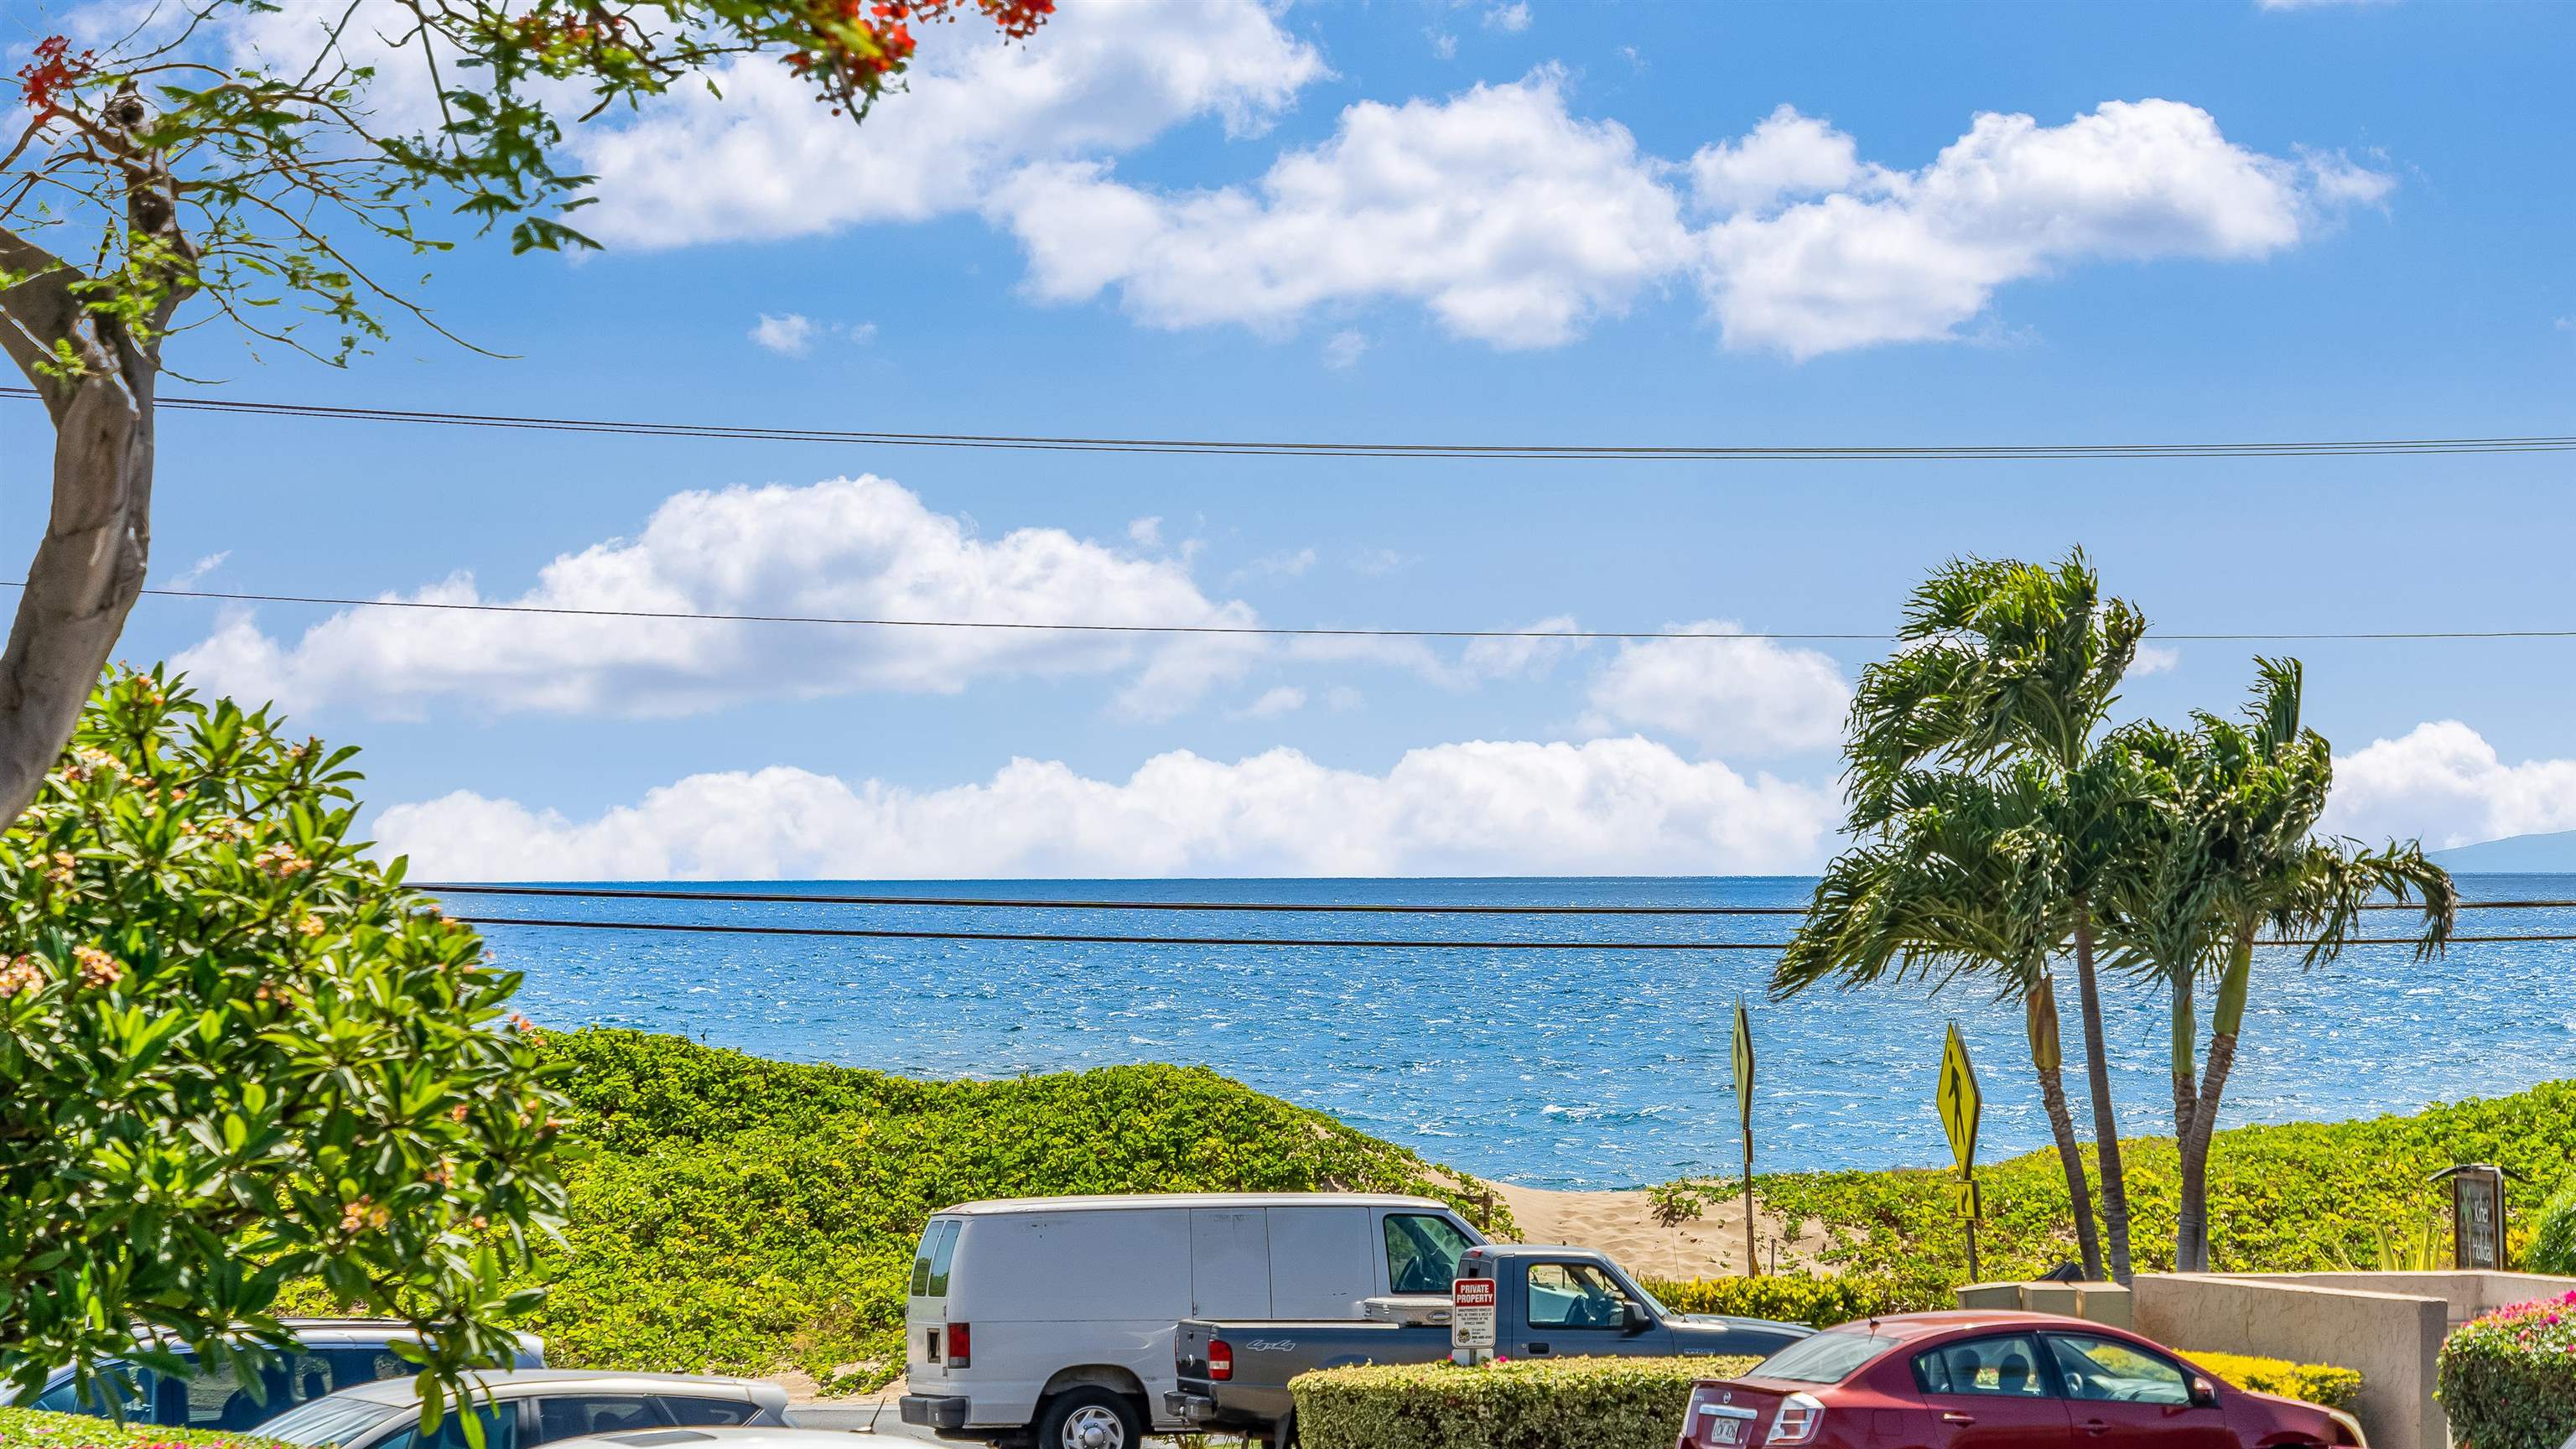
left=2134, top=1274, right=2447, bottom=1449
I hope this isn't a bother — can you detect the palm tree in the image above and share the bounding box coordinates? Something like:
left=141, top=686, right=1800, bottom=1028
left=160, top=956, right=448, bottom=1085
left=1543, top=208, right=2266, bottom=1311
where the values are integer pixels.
left=1841, top=551, right=2148, bottom=1280
left=2103, top=660, right=2456, bottom=1271
left=1779, top=764, right=2106, bottom=1280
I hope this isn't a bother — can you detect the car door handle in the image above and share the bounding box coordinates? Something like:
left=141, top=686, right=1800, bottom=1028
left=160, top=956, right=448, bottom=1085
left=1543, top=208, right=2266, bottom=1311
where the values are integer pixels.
left=1941, top=1413, right=1975, bottom=1426
left=2080, top=1419, right=2112, bottom=1436
left=1526, top=1343, right=1549, bottom=1355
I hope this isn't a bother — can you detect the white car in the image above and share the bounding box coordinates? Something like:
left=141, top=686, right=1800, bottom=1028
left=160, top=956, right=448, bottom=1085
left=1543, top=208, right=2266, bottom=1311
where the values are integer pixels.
left=898, top=1192, right=1486, bottom=1449
left=253, top=1368, right=791, bottom=1449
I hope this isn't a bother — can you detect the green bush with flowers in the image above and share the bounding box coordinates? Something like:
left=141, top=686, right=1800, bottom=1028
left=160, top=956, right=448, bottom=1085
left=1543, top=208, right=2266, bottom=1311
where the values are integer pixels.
left=0, top=669, right=570, bottom=1412
left=2438, top=1288, right=2576, bottom=1449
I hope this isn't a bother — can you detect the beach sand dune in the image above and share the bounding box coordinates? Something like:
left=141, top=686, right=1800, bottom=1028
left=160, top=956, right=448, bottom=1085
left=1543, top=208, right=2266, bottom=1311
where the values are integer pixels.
left=1484, top=1181, right=1831, bottom=1280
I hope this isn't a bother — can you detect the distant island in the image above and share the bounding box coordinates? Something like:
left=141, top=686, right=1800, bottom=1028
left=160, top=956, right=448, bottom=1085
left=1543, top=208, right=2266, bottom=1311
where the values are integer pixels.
left=2428, top=828, right=2576, bottom=872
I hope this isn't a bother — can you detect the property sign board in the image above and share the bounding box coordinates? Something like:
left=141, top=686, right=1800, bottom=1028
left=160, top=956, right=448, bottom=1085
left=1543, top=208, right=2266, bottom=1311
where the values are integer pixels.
left=1451, top=1277, right=1498, bottom=1352
left=2449, top=1165, right=2507, bottom=1270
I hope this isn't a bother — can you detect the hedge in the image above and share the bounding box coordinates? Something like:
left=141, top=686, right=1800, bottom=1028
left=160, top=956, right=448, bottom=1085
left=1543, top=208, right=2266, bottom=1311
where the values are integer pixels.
left=1290, top=1355, right=1760, bottom=1449
left=0, top=1408, right=289, bottom=1449
left=2184, top=1353, right=2362, bottom=1410
left=1639, top=1273, right=1943, bottom=1327
left=2438, top=1288, right=2576, bottom=1449
left=2528, top=1180, right=2576, bottom=1275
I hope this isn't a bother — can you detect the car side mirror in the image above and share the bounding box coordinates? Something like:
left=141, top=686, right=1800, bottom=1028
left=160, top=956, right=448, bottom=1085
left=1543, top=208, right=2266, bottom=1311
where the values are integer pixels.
left=2189, top=1376, right=2220, bottom=1410
left=1621, top=1301, right=1652, bottom=1335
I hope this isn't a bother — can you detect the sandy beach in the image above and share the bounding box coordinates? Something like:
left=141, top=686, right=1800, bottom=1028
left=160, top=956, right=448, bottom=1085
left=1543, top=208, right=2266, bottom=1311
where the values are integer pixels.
left=1484, top=1181, right=1831, bottom=1281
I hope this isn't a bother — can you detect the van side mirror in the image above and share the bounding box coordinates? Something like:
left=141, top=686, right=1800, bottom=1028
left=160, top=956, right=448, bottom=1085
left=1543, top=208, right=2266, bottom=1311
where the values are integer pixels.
left=1622, top=1301, right=1652, bottom=1335
left=2189, top=1376, right=2220, bottom=1410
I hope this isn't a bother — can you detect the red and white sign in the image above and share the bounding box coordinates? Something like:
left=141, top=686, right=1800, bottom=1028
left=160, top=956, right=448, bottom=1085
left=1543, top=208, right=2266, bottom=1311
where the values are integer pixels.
left=1451, top=1276, right=1498, bottom=1350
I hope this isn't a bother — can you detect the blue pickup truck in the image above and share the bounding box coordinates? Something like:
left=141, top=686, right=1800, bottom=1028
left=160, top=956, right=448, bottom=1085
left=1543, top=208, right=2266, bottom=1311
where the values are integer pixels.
left=1166, top=1243, right=1810, bottom=1446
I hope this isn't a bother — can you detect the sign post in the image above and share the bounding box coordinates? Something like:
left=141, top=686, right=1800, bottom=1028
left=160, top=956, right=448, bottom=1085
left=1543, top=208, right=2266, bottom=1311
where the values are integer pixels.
left=1936, top=1022, right=1984, bottom=1282
left=1733, top=998, right=1758, bottom=1277
left=2432, top=1164, right=2510, bottom=1270
left=1450, top=1276, right=1498, bottom=1366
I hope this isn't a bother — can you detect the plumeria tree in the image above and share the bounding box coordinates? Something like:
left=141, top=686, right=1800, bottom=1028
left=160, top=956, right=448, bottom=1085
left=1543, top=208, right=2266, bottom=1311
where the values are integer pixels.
left=0, top=667, right=568, bottom=1418
left=0, top=0, right=1051, bottom=828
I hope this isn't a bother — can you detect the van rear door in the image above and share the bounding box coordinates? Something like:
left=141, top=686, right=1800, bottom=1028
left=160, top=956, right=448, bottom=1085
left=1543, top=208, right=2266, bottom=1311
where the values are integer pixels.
left=905, top=1218, right=963, bottom=1384
left=1189, top=1209, right=1272, bottom=1319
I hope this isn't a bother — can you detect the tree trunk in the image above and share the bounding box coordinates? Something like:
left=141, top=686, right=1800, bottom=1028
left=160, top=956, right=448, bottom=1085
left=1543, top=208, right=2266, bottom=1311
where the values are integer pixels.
left=2169, top=963, right=2201, bottom=1273
left=2177, top=929, right=2254, bottom=1274
left=2071, top=902, right=2132, bottom=1282
left=0, top=228, right=166, bottom=824
left=2035, top=1060, right=2105, bottom=1280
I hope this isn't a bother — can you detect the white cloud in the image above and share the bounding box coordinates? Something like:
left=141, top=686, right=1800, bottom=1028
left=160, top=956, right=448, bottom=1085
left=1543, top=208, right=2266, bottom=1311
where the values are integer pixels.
left=1688, top=104, right=1868, bottom=215
left=2324, top=722, right=2576, bottom=849
left=1127, top=516, right=1165, bottom=548
left=1699, top=100, right=2390, bottom=358
left=373, top=736, right=1837, bottom=879
left=1483, top=3, right=1532, bottom=33
left=169, top=551, right=231, bottom=589
left=748, top=313, right=820, bottom=355
left=1322, top=330, right=1369, bottom=367
left=1460, top=615, right=1587, bottom=680
left=990, top=69, right=1695, bottom=349
left=1427, top=30, right=1458, bottom=60
left=576, top=0, right=1326, bottom=247
left=1231, top=685, right=1308, bottom=719
left=1231, top=547, right=1317, bottom=583
left=1579, top=622, right=1852, bottom=755
left=174, top=475, right=1258, bottom=721
left=2132, top=644, right=2182, bottom=676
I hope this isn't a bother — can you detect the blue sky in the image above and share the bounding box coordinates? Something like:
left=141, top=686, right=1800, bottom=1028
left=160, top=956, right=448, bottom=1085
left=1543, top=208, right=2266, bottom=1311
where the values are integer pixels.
left=24, top=0, right=2576, bottom=878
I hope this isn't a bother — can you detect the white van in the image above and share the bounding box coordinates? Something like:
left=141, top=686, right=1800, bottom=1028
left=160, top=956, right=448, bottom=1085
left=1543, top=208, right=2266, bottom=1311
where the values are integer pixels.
left=896, top=1192, right=1484, bottom=1448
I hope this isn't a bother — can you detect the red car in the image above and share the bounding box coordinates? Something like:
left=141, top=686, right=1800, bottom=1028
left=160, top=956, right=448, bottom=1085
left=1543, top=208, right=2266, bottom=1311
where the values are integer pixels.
left=1677, top=1311, right=2366, bottom=1449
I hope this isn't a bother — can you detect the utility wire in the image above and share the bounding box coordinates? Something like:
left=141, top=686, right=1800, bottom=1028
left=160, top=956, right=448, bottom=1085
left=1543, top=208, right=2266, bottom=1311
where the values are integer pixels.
left=453, top=917, right=2576, bottom=948
left=7, top=387, right=2574, bottom=462
left=420, top=882, right=2573, bottom=915
left=18, top=581, right=2576, bottom=645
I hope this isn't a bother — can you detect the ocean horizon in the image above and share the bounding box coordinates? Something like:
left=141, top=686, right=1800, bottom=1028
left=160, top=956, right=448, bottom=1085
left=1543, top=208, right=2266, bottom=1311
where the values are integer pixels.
left=445, top=873, right=2576, bottom=1191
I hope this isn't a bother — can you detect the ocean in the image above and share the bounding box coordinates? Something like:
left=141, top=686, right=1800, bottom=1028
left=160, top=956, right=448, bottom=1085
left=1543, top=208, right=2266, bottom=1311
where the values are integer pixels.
left=449, top=874, right=2576, bottom=1190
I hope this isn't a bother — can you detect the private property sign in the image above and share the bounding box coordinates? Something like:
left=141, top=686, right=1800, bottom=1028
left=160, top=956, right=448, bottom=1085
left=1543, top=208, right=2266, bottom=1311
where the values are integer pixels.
left=1451, top=1276, right=1498, bottom=1351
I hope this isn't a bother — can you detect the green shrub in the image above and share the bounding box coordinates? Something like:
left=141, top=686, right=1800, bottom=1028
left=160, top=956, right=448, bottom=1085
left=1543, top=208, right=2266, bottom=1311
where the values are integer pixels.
left=2438, top=1289, right=2576, bottom=1449
left=371, top=1029, right=1516, bottom=1390
left=2527, top=1181, right=2576, bottom=1275
left=0, top=1406, right=288, bottom=1449
left=1638, top=1273, right=1940, bottom=1327
left=1290, top=1355, right=1760, bottom=1449
left=1744, top=1080, right=2576, bottom=1284
left=2183, top=1352, right=2362, bottom=1410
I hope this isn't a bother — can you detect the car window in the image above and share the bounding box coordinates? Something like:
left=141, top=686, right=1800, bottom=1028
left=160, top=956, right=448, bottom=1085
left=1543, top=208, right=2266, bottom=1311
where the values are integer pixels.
left=1914, top=1335, right=2053, bottom=1398
left=1753, top=1331, right=1902, bottom=1384
left=257, top=1398, right=407, bottom=1448
left=2044, top=1334, right=2193, bottom=1405
left=661, top=1399, right=756, bottom=1427
left=532, top=1394, right=665, bottom=1443
left=30, top=1366, right=153, bottom=1418
left=1382, top=1214, right=1473, bottom=1296
left=1524, top=1262, right=1630, bottom=1331
left=371, top=1405, right=519, bottom=1449
left=924, top=1221, right=962, bottom=1297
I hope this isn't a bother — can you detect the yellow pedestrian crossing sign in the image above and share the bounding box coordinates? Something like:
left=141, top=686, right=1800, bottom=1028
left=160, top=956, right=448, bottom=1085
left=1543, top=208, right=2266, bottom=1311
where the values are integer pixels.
left=1937, top=1023, right=1981, bottom=1184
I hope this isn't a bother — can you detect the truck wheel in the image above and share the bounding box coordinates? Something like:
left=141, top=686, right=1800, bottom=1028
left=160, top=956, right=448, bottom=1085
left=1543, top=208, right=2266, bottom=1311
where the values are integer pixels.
left=1033, top=1388, right=1142, bottom=1449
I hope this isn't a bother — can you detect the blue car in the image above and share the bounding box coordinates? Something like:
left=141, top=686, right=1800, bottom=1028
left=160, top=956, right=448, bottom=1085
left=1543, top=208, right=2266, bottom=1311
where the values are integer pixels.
left=23, top=1319, right=547, bottom=1432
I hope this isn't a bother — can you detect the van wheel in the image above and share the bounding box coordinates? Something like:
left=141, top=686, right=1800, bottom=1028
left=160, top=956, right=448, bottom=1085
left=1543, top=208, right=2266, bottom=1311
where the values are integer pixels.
left=1034, top=1388, right=1142, bottom=1449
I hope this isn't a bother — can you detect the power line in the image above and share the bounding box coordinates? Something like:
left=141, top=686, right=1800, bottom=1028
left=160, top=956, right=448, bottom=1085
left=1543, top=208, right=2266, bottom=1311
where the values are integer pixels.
left=18, top=581, right=2576, bottom=645
left=7, top=387, right=2575, bottom=462
left=454, top=916, right=2576, bottom=948
left=420, top=882, right=2573, bottom=915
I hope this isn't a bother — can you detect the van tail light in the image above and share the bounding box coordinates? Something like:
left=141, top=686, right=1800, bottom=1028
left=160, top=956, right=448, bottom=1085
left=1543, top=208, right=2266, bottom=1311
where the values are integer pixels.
left=1767, top=1393, right=1824, bottom=1446
left=944, top=1322, right=972, bottom=1369
left=1208, top=1341, right=1233, bottom=1382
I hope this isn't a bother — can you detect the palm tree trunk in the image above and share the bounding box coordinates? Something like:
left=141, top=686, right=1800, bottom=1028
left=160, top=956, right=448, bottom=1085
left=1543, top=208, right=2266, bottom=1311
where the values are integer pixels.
left=2170, top=963, right=2201, bottom=1272
left=2178, top=929, right=2254, bottom=1273
left=2072, top=903, right=2132, bottom=1282
left=2036, top=1062, right=2105, bottom=1279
